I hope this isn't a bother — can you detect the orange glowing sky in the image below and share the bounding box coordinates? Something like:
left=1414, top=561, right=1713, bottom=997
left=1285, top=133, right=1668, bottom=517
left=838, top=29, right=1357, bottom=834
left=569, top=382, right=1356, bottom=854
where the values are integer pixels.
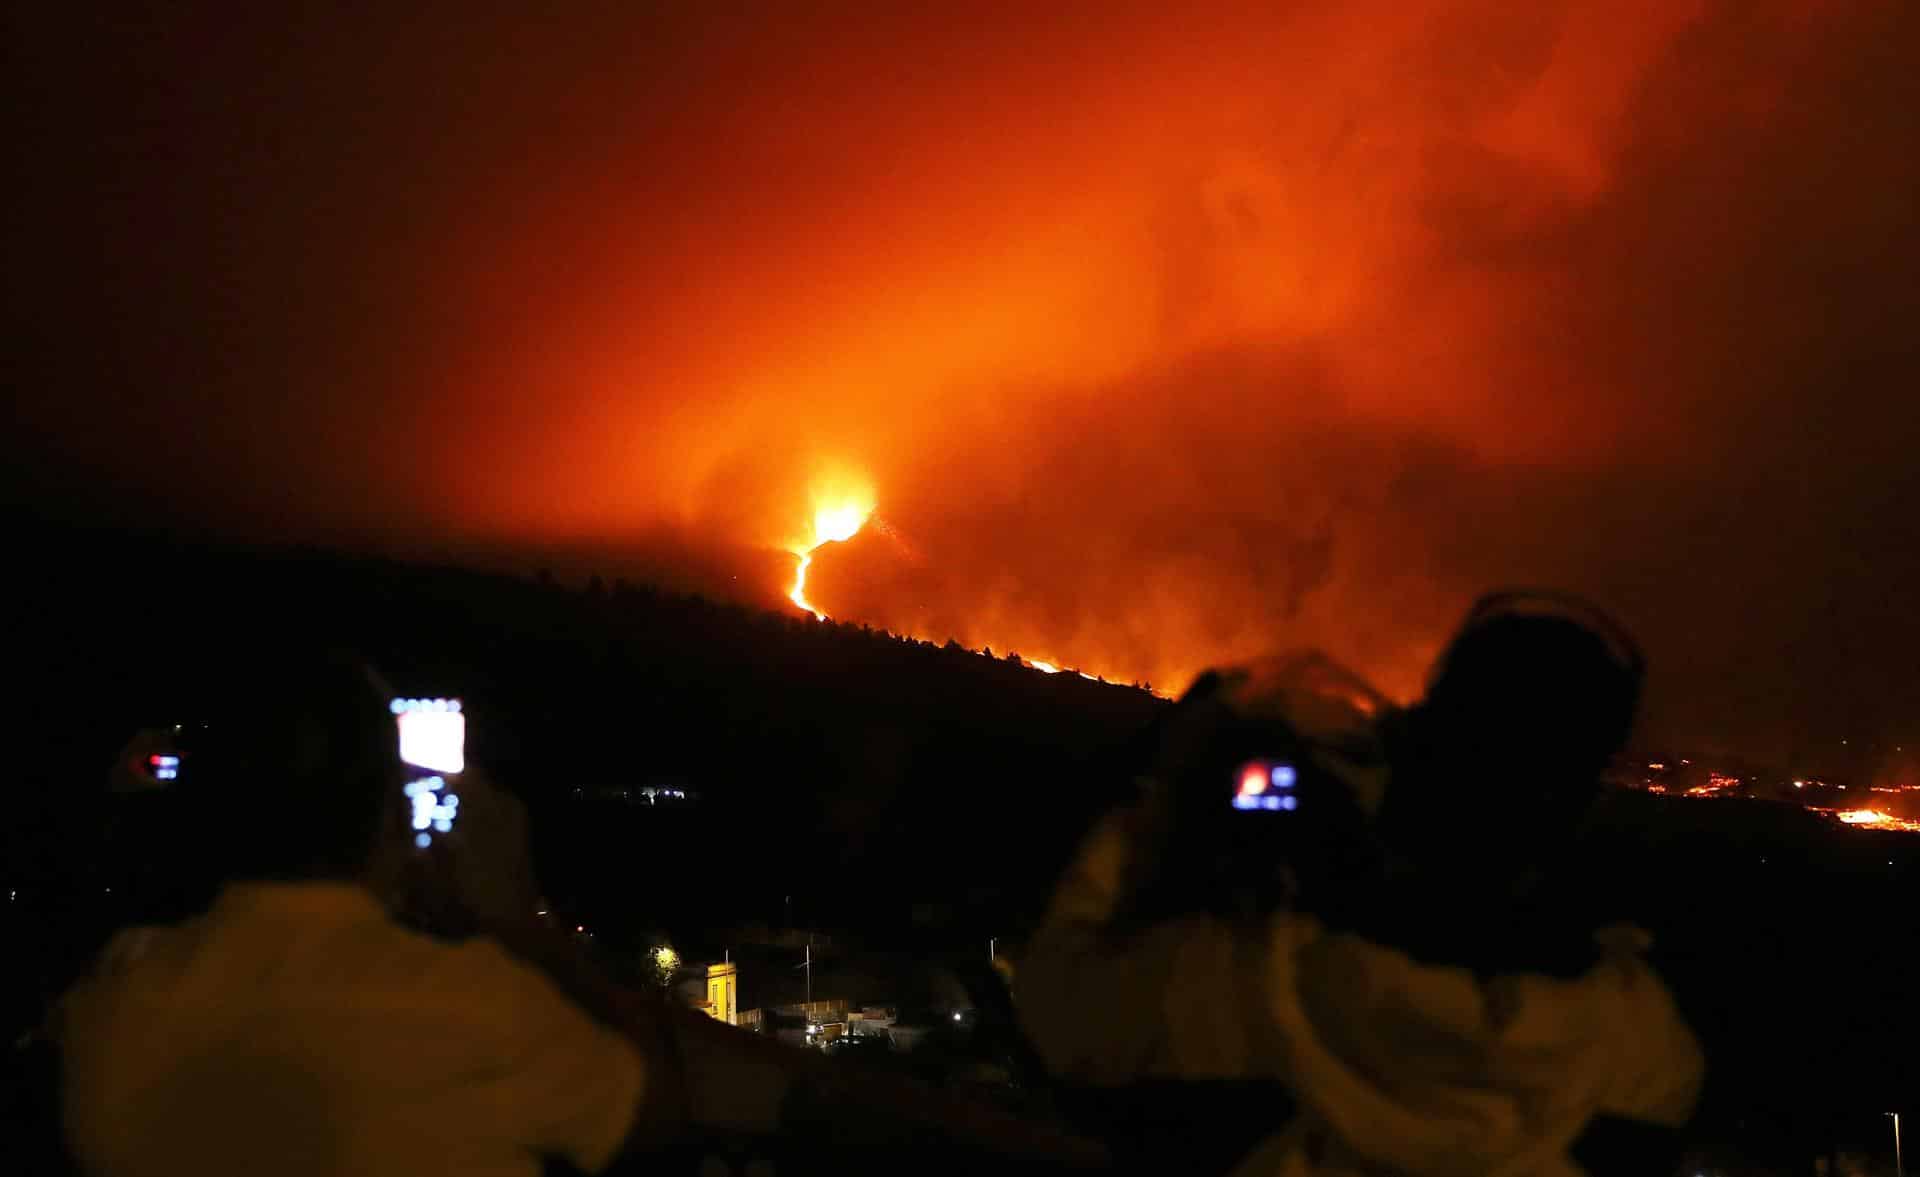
left=7, top=1, right=1918, bottom=760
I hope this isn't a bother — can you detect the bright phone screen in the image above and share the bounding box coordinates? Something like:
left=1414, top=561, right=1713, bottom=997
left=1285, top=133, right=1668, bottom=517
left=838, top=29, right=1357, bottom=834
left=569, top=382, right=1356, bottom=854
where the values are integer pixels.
left=392, top=698, right=463, bottom=848
left=1230, top=758, right=1299, bottom=812
left=392, top=698, right=465, bottom=774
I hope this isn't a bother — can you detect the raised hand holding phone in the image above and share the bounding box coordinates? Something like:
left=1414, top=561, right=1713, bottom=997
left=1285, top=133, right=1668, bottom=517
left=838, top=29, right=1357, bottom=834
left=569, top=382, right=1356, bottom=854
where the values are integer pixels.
left=388, top=697, right=536, bottom=933
left=421, top=767, right=542, bottom=936
left=392, top=697, right=464, bottom=849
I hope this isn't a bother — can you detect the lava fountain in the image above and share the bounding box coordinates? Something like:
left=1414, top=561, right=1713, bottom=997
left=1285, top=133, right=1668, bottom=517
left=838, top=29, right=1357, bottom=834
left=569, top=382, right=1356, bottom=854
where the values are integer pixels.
left=788, top=493, right=874, bottom=620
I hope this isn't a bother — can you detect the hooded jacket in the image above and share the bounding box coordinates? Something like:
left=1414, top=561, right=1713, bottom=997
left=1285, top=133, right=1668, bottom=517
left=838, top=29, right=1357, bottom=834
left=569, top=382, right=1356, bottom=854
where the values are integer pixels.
left=1017, top=807, right=1702, bottom=1176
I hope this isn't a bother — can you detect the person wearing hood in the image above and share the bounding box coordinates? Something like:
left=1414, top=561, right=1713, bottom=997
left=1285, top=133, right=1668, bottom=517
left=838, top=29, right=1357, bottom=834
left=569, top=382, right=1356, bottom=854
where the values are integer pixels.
left=1015, top=595, right=1703, bottom=1176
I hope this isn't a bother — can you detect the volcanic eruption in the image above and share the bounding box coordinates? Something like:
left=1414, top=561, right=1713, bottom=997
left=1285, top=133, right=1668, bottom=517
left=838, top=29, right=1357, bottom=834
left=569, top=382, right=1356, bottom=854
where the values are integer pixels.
left=788, top=490, right=875, bottom=621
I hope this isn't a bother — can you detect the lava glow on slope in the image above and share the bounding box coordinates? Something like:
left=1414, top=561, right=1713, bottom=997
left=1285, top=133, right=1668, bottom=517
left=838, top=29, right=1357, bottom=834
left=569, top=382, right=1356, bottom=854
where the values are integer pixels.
left=1830, top=809, right=1920, bottom=833
left=788, top=492, right=875, bottom=620
left=783, top=483, right=1124, bottom=683
left=787, top=481, right=1144, bottom=687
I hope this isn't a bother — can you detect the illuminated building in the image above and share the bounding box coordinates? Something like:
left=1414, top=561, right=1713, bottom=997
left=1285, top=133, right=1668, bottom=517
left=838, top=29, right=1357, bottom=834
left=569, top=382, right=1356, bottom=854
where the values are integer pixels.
left=705, top=961, right=738, bottom=1025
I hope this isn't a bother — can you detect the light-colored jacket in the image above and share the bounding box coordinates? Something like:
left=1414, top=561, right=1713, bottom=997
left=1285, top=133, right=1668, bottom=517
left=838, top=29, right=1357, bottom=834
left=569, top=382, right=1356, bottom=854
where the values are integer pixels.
left=1016, top=808, right=1703, bottom=1177
left=59, top=882, right=643, bottom=1177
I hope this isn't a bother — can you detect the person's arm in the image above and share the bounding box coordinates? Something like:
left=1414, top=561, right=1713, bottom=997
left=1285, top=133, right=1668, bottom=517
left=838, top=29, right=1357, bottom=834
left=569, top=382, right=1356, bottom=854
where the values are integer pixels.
left=431, top=773, right=1104, bottom=1168
left=1017, top=803, right=1288, bottom=1084
left=488, top=915, right=1106, bottom=1167
left=417, top=774, right=702, bottom=1153
left=483, top=915, right=789, bottom=1144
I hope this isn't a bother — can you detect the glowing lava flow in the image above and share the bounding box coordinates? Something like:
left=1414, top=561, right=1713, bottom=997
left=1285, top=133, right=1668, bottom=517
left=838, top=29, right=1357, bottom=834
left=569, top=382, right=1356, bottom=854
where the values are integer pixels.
left=1022, top=656, right=1118, bottom=684
left=776, top=480, right=1138, bottom=687
left=1832, top=808, right=1920, bottom=832
left=788, top=500, right=872, bottom=620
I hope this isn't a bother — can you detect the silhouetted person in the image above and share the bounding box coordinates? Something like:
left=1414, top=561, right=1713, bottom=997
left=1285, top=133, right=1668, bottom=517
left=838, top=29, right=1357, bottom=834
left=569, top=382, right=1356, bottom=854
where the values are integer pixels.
left=1017, top=594, right=1701, bottom=1175
left=1367, top=592, right=1651, bottom=972
left=55, top=650, right=1103, bottom=1177
left=56, top=652, right=687, bottom=1177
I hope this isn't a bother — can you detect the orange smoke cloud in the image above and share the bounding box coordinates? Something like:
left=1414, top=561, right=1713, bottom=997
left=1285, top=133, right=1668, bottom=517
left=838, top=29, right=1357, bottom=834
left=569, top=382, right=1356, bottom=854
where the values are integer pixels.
left=9, top=2, right=1917, bottom=755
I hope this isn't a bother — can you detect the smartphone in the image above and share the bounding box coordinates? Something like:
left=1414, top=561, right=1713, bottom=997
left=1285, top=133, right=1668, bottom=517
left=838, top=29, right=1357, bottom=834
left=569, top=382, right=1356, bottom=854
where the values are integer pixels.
left=392, top=698, right=464, bottom=847
left=1230, top=758, right=1300, bottom=812
left=393, top=697, right=465, bottom=773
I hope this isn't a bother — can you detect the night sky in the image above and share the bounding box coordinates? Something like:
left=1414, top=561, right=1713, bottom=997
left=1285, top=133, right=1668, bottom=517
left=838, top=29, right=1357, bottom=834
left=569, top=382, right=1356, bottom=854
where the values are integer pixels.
left=7, top=2, right=1916, bottom=771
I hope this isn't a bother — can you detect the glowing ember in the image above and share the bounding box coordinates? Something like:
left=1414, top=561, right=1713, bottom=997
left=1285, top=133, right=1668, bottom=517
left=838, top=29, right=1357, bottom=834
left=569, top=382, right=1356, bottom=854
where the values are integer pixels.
left=1834, top=809, right=1920, bottom=830
left=1679, top=771, right=1742, bottom=797
left=1816, top=808, right=1920, bottom=833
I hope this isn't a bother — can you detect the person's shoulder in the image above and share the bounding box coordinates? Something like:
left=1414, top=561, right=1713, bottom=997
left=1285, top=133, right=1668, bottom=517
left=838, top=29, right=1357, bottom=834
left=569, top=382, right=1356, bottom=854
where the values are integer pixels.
left=57, top=920, right=209, bottom=1054
left=95, top=925, right=170, bottom=975
left=364, top=925, right=578, bottom=1029
left=436, top=934, right=542, bottom=994
left=69, top=920, right=202, bottom=999
left=1585, top=927, right=1704, bottom=1124
left=351, top=918, right=527, bottom=991
left=1586, top=926, right=1684, bottom=1010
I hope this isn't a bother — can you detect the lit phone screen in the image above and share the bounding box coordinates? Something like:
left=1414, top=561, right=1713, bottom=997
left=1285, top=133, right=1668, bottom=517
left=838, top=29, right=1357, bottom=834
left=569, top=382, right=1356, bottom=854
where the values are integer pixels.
left=1230, top=758, right=1299, bottom=812
left=392, top=698, right=465, bottom=775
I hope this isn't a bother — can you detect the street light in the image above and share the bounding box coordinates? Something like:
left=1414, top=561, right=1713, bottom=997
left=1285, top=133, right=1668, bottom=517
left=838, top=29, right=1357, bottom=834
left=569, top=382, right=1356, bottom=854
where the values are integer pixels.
left=651, top=945, right=680, bottom=992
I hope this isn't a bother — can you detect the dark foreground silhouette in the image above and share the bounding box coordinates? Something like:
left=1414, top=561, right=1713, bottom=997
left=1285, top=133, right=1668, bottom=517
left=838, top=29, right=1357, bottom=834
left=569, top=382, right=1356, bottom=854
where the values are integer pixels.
left=5, top=523, right=1917, bottom=1172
